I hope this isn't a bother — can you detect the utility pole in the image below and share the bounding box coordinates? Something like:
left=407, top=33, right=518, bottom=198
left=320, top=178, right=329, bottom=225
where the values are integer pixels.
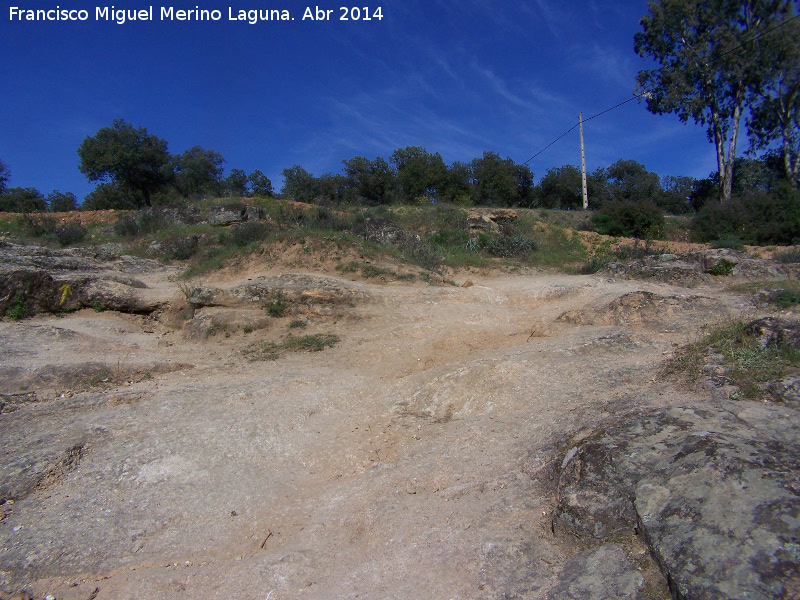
left=579, top=112, right=588, bottom=210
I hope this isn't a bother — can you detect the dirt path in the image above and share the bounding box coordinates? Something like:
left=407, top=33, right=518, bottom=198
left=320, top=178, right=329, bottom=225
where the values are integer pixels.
left=0, top=265, right=756, bottom=599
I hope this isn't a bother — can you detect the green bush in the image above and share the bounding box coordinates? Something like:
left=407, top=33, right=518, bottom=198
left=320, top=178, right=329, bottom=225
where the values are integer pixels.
left=113, top=210, right=170, bottom=237
left=18, top=214, right=58, bottom=238
left=56, top=224, right=88, bottom=246
left=266, top=291, right=288, bottom=317
left=4, top=293, right=29, bottom=320
left=771, top=289, right=800, bottom=308
left=692, top=185, right=800, bottom=245
left=591, top=200, right=664, bottom=239
left=485, top=225, right=540, bottom=257
left=219, top=222, right=272, bottom=247
left=774, top=248, right=800, bottom=263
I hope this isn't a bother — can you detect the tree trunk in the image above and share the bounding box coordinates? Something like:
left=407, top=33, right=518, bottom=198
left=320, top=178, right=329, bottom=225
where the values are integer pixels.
left=714, top=104, right=743, bottom=204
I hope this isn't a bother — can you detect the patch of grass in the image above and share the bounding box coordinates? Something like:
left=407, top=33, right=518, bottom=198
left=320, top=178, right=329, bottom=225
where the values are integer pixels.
left=580, top=239, right=664, bottom=274
left=664, top=320, right=800, bottom=399
left=706, top=258, right=737, bottom=276
left=266, top=291, right=288, bottom=318
left=710, top=237, right=745, bottom=251
left=771, top=289, right=800, bottom=309
left=774, top=248, right=800, bottom=263
left=360, top=263, right=389, bottom=278
left=289, top=319, right=307, bottom=328
left=4, top=293, right=30, bottom=321
left=90, top=299, right=107, bottom=312
left=243, top=333, right=339, bottom=361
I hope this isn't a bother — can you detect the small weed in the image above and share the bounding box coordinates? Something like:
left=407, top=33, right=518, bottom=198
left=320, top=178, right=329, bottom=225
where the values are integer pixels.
left=266, top=291, right=288, bottom=318
left=289, top=319, right=308, bottom=328
left=56, top=224, right=88, bottom=247
left=244, top=333, right=339, bottom=361
left=243, top=325, right=253, bottom=334
left=337, top=260, right=361, bottom=273
left=4, top=293, right=29, bottom=321
left=90, top=300, right=107, bottom=312
left=707, top=258, right=736, bottom=276
left=282, top=333, right=340, bottom=352
left=361, top=264, right=388, bottom=278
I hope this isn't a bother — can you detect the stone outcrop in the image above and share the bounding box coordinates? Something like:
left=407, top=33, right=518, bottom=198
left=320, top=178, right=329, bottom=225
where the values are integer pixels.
left=465, top=208, right=518, bottom=232
left=557, top=290, right=729, bottom=331
left=600, top=249, right=797, bottom=287
left=552, top=401, right=800, bottom=600
left=207, top=203, right=265, bottom=226
left=0, top=242, right=181, bottom=317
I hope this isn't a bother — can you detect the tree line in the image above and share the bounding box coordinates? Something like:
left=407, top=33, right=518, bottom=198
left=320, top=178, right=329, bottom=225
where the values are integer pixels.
left=0, top=119, right=791, bottom=217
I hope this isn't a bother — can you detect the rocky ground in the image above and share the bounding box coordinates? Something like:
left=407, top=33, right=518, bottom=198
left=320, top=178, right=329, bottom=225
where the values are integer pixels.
left=0, top=241, right=799, bottom=599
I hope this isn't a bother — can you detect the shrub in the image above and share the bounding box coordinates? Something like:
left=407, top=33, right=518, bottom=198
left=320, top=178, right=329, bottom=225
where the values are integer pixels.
left=56, top=224, right=88, bottom=246
left=18, top=214, right=58, bottom=238
left=692, top=185, right=800, bottom=245
left=266, top=291, right=288, bottom=317
left=113, top=210, right=170, bottom=237
left=47, top=191, right=78, bottom=212
left=485, top=224, right=540, bottom=258
left=706, top=258, right=736, bottom=276
left=591, top=200, right=664, bottom=239
left=774, top=248, right=800, bottom=263
left=771, top=289, right=800, bottom=308
left=219, top=221, right=272, bottom=247
left=4, top=293, right=29, bottom=320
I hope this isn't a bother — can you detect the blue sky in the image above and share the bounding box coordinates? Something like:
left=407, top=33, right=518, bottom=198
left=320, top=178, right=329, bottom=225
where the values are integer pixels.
left=1, top=0, right=726, bottom=200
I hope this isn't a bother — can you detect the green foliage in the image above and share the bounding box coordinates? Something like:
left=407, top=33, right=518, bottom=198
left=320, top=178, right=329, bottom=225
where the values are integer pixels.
left=692, top=184, right=800, bottom=245
left=771, top=289, right=800, bottom=308
left=47, top=190, right=78, bottom=212
left=81, top=182, right=140, bottom=210
left=774, top=248, right=800, bottom=263
left=172, top=146, right=225, bottom=199
left=78, top=119, right=172, bottom=207
left=665, top=319, right=800, bottom=399
left=343, top=155, right=396, bottom=205
left=592, top=159, right=662, bottom=208
left=219, top=221, right=272, bottom=247
left=244, top=333, right=339, bottom=361
left=0, top=160, right=9, bottom=194
left=536, top=165, right=584, bottom=209
left=707, top=258, right=737, bottom=276
left=90, top=299, right=107, bottom=312
left=470, top=151, right=534, bottom=207
left=0, top=187, right=47, bottom=212
left=248, top=170, right=274, bottom=197
left=266, top=291, right=288, bottom=318
left=56, top=224, right=88, bottom=246
left=484, top=223, right=540, bottom=258
left=113, top=209, right=171, bottom=237
left=391, top=146, right=448, bottom=204
left=710, top=237, right=745, bottom=251
left=580, top=239, right=664, bottom=274
left=289, top=319, right=307, bottom=328
left=591, top=200, right=664, bottom=239
left=4, top=293, right=30, bottom=321
left=281, top=165, right=319, bottom=203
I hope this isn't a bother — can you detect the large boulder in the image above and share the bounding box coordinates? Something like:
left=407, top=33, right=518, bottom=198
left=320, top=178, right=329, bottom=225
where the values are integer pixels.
left=207, top=203, right=265, bottom=226
left=0, top=242, right=180, bottom=316
left=552, top=401, right=800, bottom=600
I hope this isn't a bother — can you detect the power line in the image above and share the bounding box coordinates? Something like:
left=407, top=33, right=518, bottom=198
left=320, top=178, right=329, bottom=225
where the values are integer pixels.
left=522, top=11, right=800, bottom=167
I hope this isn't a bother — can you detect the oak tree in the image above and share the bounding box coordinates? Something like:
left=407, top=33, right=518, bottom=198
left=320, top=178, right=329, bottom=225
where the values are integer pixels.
left=78, top=119, right=172, bottom=207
